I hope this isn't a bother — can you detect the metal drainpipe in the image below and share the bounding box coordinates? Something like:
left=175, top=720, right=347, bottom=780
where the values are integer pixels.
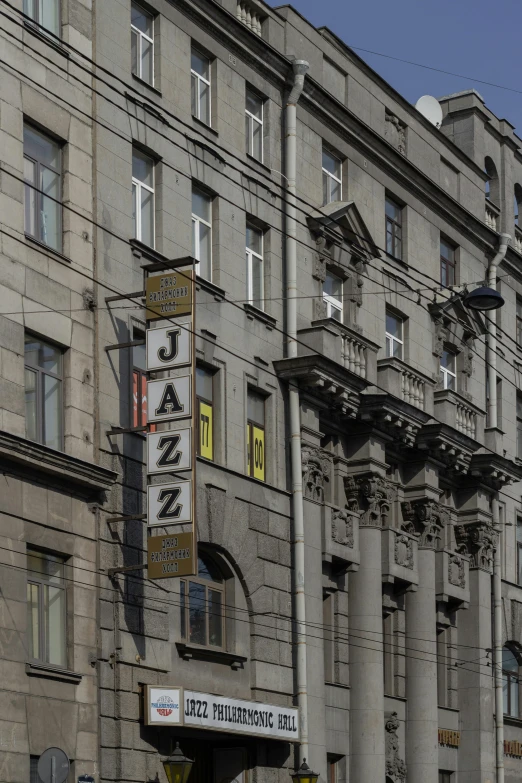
left=285, top=58, right=309, bottom=763
left=488, top=232, right=510, bottom=783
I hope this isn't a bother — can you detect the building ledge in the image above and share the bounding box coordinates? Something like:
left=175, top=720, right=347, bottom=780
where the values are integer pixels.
left=196, top=276, right=226, bottom=302
left=0, top=430, right=117, bottom=493
left=26, top=661, right=82, bottom=684
left=176, top=642, right=247, bottom=670
left=243, top=303, right=277, bottom=329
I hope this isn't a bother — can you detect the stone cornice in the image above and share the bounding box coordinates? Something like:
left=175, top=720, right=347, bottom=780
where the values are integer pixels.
left=0, top=431, right=117, bottom=494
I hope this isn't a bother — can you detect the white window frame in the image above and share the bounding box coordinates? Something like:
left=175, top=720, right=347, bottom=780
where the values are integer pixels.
left=323, top=272, right=343, bottom=321
left=131, top=2, right=154, bottom=86
left=245, top=90, right=263, bottom=163
left=440, top=349, right=457, bottom=390
left=385, top=312, right=404, bottom=359
left=132, top=151, right=155, bottom=248
left=322, top=150, right=342, bottom=205
left=192, top=189, right=212, bottom=280
left=246, top=225, right=264, bottom=308
left=191, top=50, right=211, bottom=125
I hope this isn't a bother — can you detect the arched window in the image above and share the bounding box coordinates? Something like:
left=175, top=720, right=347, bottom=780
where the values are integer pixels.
left=502, top=645, right=521, bottom=717
left=514, top=184, right=522, bottom=227
left=180, top=553, right=225, bottom=648
left=485, top=157, right=499, bottom=205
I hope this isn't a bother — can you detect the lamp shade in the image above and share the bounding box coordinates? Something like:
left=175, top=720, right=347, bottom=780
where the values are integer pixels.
left=463, top=286, right=504, bottom=311
left=163, top=743, right=194, bottom=783
left=290, top=760, right=319, bottom=783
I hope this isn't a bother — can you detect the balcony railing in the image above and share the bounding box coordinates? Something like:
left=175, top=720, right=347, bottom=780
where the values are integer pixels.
left=456, top=401, right=476, bottom=438
left=433, top=388, right=484, bottom=443
left=236, top=1, right=262, bottom=35
left=485, top=199, right=500, bottom=231
left=377, top=357, right=434, bottom=414
left=401, top=369, right=426, bottom=410
left=342, top=334, right=367, bottom=379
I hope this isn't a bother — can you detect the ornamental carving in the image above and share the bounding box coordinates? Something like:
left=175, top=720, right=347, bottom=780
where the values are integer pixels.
left=313, top=297, right=328, bottom=321
left=401, top=498, right=448, bottom=549
left=301, top=445, right=331, bottom=502
left=394, top=534, right=414, bottom=570
left=344, top=472, right=393, bottom=528
left=331, top=508, right=354, bottom=548
left=385, top=711, right=406, bottom=783
left=385, top=110, right=407, bottom=156
left=455, top=521, right=497, bottom=572
left=433, top=317, right=447, bottom=359
left=448, top=554, right=466, bottom=588
left=313, top=236, right=329, bottom=282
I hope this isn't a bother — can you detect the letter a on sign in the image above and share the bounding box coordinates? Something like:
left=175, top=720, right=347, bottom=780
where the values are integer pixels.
left=147, top=429, right=192, bottom=474
left=146, top=320, right=191, bottom=371
left=148, top=480, right=192, bottom=526
left=147, top=375, right=191, bottom=423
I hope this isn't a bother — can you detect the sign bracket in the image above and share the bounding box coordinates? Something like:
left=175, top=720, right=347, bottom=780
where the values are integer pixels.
left=105, top=340, right=145, bottom=352
left=108, top=563, right=147, bottom=577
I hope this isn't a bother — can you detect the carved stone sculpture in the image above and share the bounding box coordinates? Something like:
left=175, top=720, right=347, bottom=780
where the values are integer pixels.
left=448, top=554, right=466, bottom=588
left=455, top=521, right=497, bottom=572
left=385, top=711, right=406, bottom=782
left=344, top=472, right=393, bottom=528
left=331, top=508, right=354, bottom=548
left=385, top=111, right=407, bottom=156
left=394, top=534, right=414, bottom=569
left=301, top=445, right=330, bottom=502
left=313, top=235, right=329, bottom=282
left=401, top=498, right=448, bottom=548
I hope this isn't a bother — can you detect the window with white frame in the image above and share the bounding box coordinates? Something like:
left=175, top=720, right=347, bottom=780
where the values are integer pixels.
left=440, top=348, right=456, bottom=390
left=191, top=48, right=211, bottom=125
left=24, top=124, right=62, bottom=252
left=246, top=223, right=264, bottom=309
left=192, top=187, right=212, bottom=280
left=245, top=89, right=263, bottom=162
left=132, top=148, right=154, bottom=247
left=322, top=149, right=342, bottom=205
left=27, top=549, right=67, bottom=667
left=131, top=2, right=154, bottom=85
left=323, top=271, right=343, bottom=321
left=24, top=0, right=60, bottom=37
left=385, top=311, right=404, bottom=359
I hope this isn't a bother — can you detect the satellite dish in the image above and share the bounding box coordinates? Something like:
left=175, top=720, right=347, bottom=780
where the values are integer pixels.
left=415, top=95, right=443, bottom=128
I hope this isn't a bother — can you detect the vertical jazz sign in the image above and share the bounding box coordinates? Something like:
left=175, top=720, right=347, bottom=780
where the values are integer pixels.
left=145, top=263, right=197, bottom=578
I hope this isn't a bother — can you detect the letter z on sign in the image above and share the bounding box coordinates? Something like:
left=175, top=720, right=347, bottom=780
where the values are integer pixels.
left=146, top=321, right=191, bottom=372
left=147, top=375, right=191, bottom=423
left=148, top=480, right=192, bottom=527
left=147, top=429, right=191, bottom=475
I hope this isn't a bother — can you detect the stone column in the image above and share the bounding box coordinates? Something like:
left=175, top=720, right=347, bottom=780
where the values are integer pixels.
left=454, top=519, right=496, bottom=783
left=346, top=472, right=390, bottom=781
left=402, top=498, right=448, bottom=783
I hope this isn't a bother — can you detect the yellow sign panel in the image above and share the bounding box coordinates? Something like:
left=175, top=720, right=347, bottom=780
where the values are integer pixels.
left=145, top=269, right=193, bottom=320
left=148, top=532, right=195, bottom=578
left=252, top=425, right=265, bottom=481
left=199, top=401, right=213, bottom=460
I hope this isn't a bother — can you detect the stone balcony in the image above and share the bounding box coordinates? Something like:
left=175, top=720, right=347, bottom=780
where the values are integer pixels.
left=435, top=549, right=470, bottom=608
left=381, top=527, right=419, bottom=592
left=298, top=319, right=379, bottom=384
left=433, top=389, right=484, bottom=443
left=485, top=199, right=500, bottom=231
left=377, top=357, right=434, bottom=414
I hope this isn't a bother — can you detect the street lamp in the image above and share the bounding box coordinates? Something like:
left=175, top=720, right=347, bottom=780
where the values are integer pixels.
left=290, top=760, right=319, bottom=783
left=463, top=286, right=505, bottom=311
left=162, top=743, right=194, bottom=783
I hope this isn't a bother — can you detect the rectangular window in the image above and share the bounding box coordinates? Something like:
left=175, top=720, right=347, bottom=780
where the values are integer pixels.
left=132, top=148, right=154, bottom=247
left=385, top=196, right=402, bottom=260
left=440, top=349, right=456, bottom=391
left=327, top=756, right=342, bottom=783
left=131, top=2, right=154, bottom=85
left=517, top=394, right=522, bottom=459
left=25, top=334, right=63, bottom=451
left=191, top=48, right=211, bottom=125
left=180, top=555, right=224, bottom=648
left=131, top=328, right=154, bottom=430
left=247, top=389, right=265, bottom=481
left=323, top=271, right=343, bottom=321
left=246, top=223, right=264, bottom=309
left=192, top=187, right=212, bottom=280
left=439, top=773, right=453, bottom=783
left=245, top=89, right=263, bottom=162
left=27, top=549, right=66, bottom=667
left=517, top=299, right=522, bottom=347
left=323, top=592, right=334, bottom=682
left=440, top=239, right=456, bottom=287
left=24, top=124, right=62, bottom=252
left=517, top=518, right=522, bottom=586
left=437, top=628, right=447, bottom=706
left=322, top=149, right=342, bottom=205
left=383, top=612, right=395, bottom=696
left=24, top=0, right=60, bottom=37
left=196, top=366, right=214, bottom=461
left=385, top=311, right=404, bottom=359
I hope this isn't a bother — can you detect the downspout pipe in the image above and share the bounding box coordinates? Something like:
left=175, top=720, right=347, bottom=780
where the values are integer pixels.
left=488, top=232, right=510, bottom=783
left=285, top=58, right=309, bottom=764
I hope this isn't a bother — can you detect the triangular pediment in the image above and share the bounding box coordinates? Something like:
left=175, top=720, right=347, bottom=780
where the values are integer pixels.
left=307, top=201, right=381, bottom=260
left=429, top=293, right=486, bottom=339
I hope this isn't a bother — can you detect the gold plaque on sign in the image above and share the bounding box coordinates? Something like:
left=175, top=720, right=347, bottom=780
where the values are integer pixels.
left=145, top=269, right=193, bottom=320
left=148, top=532, right=195, bottom=578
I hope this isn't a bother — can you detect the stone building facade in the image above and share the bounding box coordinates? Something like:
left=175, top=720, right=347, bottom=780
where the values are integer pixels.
left=2, top=1, right=522, bottom=783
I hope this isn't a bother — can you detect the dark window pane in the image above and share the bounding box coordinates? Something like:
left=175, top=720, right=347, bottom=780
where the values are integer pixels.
left=197, top=554, right=222, bottom=582
left=180, top=581, right=186, bottom=639
left=188, top=582, right=206, bottom=645
left=208, top=589, right=222, bottom=646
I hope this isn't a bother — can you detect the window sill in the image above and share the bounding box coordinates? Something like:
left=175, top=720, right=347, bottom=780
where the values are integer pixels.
left=246, top=153, right=273, bottom=175
left=243, top=303, right=277, bottom=329
left=504, top=715, right=522, bottom=728
left=384, top=251, right=408, bottom=269
left=131, top=73, right=162, bottom=97
left=130, top=238, right=168, bottom=265
left=196, top=276, right=226, bottom=302
left=23, top=20, right=70, bottom=58
left=176, top=642, right=247, bottom=670
left=325, top=681, right=350, bottom=690
left=192, top=116, right=219, bottom=136
left=25, top=234, right=71, bottom=264
left=26, top=661, right=82, bottom=684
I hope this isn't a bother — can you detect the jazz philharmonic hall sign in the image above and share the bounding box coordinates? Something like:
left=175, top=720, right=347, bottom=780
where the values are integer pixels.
left=145, top=265, right=197, bottom=577
left=143, top=686, right=300, bottom=742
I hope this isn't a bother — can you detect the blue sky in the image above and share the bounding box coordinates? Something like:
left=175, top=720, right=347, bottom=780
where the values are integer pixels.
left=273, top=0, right=522, bottom=137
